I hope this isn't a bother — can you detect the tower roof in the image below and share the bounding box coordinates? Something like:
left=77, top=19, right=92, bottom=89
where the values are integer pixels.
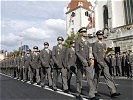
left=67, top=0, right=92, bottom=12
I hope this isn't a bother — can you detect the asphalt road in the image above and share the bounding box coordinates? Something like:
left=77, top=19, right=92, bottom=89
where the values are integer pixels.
left=0, top=73, right=133, bottom=100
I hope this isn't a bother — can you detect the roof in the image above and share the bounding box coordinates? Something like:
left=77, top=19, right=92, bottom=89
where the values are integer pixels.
left=67, top=0, right=92, bottom=12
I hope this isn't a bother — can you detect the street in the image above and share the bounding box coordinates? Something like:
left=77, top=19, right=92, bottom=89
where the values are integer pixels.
left=0, top=73, right=133, bottom=100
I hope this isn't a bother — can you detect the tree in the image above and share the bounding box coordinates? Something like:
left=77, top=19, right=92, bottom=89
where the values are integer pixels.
left=13, top=50, right=20, bottom=56
left=63, top=32, right=80, bottom=48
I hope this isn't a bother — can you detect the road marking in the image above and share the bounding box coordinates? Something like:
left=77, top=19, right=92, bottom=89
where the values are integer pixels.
left=99, top=82, right=119, bottom=86
left=0, top=73, right=106, bottom=100
left=82, top=80, right=119, bottom=86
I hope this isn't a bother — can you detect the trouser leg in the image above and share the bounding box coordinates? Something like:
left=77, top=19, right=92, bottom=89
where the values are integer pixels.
left=40, top=67, right=46, bottom=86
left=46, top=67, right=52, bottom=86
left=103, top=66, right=117, bottom=94
left=76, top=67, right=83, bottom=95
left=36, top=68, right=41, bottom=83
left=86, top=66, right=96, bottom=98
left=52, top=68, right=59, bottom=89
left=61, top=68, right=68, bottom=90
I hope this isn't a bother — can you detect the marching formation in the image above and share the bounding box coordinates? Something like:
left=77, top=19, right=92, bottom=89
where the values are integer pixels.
left=0, top=27, right=133, bottom=100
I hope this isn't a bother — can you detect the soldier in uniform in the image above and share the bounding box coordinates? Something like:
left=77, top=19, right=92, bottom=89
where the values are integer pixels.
left=18, top=51, right=25, bottom=80
left=75, top=27, right=96, bottom=100
left=111, top=54, right=117, bottom=77
left=126, top=50, right=133, bottom=78
left=8, top=56, right=11, bottom=76
left=121, top=52, right=127, bottom=76
left=106, top=51, right=116, bottom=77
left=129, top=51, right=133, bottom=78
left=115, top=52, right=122, bottom=76
left=92, top=30, right=120, bottom=98
left=13, top=54, right=18, bottom=78
left=52, top=36, right=69, bottom=93
left=4, top=59, right=7, bottom=75
left=10, top=55, right=14, bottom=77
left=0, top=60, right=4, bottom=74
left=65, top=40, right=77, bottom=91
left=16, top=53, right=21, bottom=79
left=23, top=49, right=31, bottom=82
left=30, top=46, right=41, bottom=84
left=40, top=42, right=53, bottom=88
left=7, top=58, right=11, bottom=76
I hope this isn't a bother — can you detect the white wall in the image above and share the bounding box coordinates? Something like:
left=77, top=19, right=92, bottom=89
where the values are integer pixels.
left=94, top=0, right=125, bottom=30
left=66, top=9, right=81, bottom=35
left=95, top=1, right=107, bottom=31
left=81, top=8, right=91, bottom=28
left=111, top=0, right=125, bottom=28
left=66, top=7, right=91, bottom=35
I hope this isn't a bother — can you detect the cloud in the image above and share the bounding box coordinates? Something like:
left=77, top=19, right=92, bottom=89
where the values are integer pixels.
left=44, top=19, right=66, bottom=32
left=1, top=18, right=66, bottom=51
left=1, top=1, right=67, bottom=21
left=20, top=27, right=51, bottom=40
left=1, top=1, right=68, bottom=51
left=1, top=19, right=33, bottom=31
left=1, top=33, right=23, bottom=46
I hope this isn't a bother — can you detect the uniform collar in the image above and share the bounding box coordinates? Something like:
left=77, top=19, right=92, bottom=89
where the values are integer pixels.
left=45, top=48, right=49, bottom=51
left=71, top=47, right=75, bottom=51
left=97, top=40, right=103, bottom=43
left=58, top=44, right=62, bottom=48
left=81, top=37, right=86, bottom=42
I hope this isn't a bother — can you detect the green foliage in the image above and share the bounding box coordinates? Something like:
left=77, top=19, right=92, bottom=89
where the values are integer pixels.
left=63, top=32, right=80, bottom=48
left=13, top=50, right=20, bottom=56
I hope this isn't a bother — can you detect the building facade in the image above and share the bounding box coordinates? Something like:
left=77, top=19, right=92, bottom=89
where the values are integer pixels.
left=66, top=0, right=93, bottom=35
left=66, top=0, right=133, bottom=52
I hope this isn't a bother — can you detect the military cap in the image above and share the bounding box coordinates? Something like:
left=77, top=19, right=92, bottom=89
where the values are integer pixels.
left=26, top=51, right=30, bottom=54
left=33, top=46, right=38, bottom=49
left=26, top=49, right=31, bottom=53
left=44, top=42, right=49, bottom=46
left=70, top=40, right=75, bottom=44
left=57, top=36, right=64, bottom=41
left=27, top=49, right=31, bottom=51
left=96, top=30, right=104, bottom=35
left=78, top=27, right=87, bottom=33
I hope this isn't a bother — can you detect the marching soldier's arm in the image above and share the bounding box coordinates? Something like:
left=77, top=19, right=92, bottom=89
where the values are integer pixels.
left=89, top=46, right=94, bottom=66
left=49, top=51, right=53, bottom=67
left=29, top=54, right=33, bottom=65
left=75, top=40, right=88, bottom=67
left=52, top=46, right=58, bottom=66
left=62, top=47, right=68, bottom=68
left=126, top=55, right=130, bottom=64
left=23, top=56, right=25, bottom=68
left=131, top=55, right=133, bottom=64
left=65, top=48, right=70, bottom=69
left=92, top=43, right=100, bottom=63
left=38, top=54, right=41, bottom=65
left=40, top=50, right=45, bottom=65
left=24, top=56, right=26, bottom=67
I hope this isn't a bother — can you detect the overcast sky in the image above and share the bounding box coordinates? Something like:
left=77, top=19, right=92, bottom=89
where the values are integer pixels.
left=1, top=0, right=95, bottom=51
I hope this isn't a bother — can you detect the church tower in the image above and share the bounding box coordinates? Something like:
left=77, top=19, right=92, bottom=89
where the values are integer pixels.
left=66, top=0, right=93, bottom=35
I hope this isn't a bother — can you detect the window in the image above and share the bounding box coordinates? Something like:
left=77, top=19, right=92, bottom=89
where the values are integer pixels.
left=124, top=0, right=133, bottom=24
left=78, top=2, right=83, bottom=6
left=71, top=20, right=74, bottom=25
left=71, top=28, right=74, bottom=33
left=85, top=11, right=89, bottom=16
left=71, top=12, right=75, bottom=17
